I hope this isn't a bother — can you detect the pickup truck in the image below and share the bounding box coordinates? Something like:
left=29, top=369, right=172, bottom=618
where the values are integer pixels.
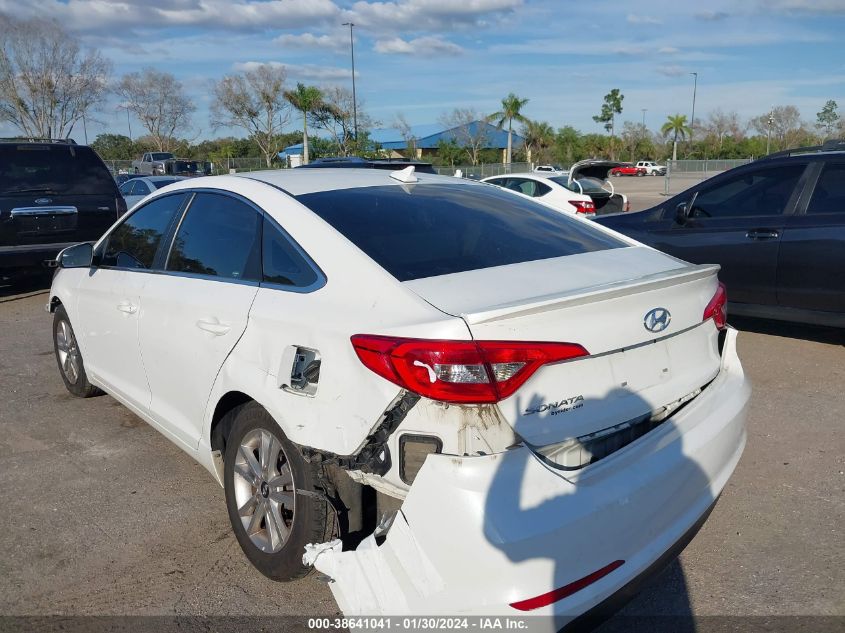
left=636, top=160, right=667, bottom=176
left=132, top=152, right=210, bottom=177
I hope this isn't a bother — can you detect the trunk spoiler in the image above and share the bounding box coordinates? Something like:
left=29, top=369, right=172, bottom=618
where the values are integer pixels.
left=461, top=264, right=720, bottom=325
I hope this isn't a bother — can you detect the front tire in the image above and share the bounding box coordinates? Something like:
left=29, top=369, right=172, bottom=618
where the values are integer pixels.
left=53, top=305, right=102, bottom=398
left=223, top=402, right=331, bottom=581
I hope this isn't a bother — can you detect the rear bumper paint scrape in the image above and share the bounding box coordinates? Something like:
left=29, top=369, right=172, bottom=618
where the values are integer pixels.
left=306, top=328, right=749, bottom=624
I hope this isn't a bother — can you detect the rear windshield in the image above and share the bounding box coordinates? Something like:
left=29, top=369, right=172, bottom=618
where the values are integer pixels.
left=173, top=161, right=201, bottom=173
left=151, top=153, right=172, bottom=161
left=0, top=144, right=115, bottom=195
left=297, top=183, right=624, bottom=281
left=551, top=176, right=609, bottom=195
left=151, top=178, right=180, bottom=189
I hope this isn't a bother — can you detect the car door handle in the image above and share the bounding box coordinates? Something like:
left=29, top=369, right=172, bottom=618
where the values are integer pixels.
left=746, top=229, right=779, bottom=240
left=196, top=318, right=231, bottom=336
left=116, top=301, right=137, bottom=314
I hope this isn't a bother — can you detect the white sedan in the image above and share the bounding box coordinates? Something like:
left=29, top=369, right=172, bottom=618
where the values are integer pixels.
left=481, top=172, right=597, bottom=217
left=118, top=175, right=187, bottom=208
left=49, top=167, right=749, bottom=624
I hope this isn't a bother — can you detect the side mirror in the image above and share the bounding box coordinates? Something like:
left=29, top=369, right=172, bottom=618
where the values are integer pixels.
left=675, top=202, right=689, bottom=225
left=57, top=243, right=93, bottom=268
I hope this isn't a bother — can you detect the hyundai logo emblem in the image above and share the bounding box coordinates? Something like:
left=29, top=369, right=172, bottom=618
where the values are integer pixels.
left=644, top=308, right=671, bottom=333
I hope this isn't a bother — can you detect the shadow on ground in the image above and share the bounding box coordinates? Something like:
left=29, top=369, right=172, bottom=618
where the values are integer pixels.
left=730, top=316, right=844, bottom=346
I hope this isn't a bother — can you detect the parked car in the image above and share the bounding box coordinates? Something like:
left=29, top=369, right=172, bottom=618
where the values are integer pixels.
left=609, top=163, right=647, bottom=177
left=558, top=159, right=630, bottom=214
left=49, top=167, right=749, bottom=622
left=636, top=160, right=667, bottom=176
left=596, top=140, right=845, bottom=327
left=118, top=176, right=187, bottom=208
left=0, top=138, right=126, bottom=282
left=298, top=156, right=437, bottom=174
left=533, top=164, right=564, bottom=174
left=481, top=173, right=597, bottom=217
left=132, top=152, right=210, bottom=177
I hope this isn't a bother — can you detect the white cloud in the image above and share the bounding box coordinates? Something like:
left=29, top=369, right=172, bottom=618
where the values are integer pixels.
left=695, top=10, right=731, bottom=20
left=656, top=64, right=687, bottom=77
left=233, top=61, right=352, bottom=81
left=374, top=36, right=463, bottom=55
left=764, top=0, right=845, bottom=13
left=346, top=0, right=523, bottom=31
left=659, top=47, right=681, bottom=54
left=0, top=0, right=340, bottom=34
left=626, top=14, right=662, bottom=25
left=274, top=32, right=347, bottom=51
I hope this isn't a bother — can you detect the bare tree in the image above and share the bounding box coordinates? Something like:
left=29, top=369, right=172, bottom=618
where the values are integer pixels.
left=211, top=64, right=290, bottom=167
left=310, top=85, right=375, bottom=156
left=116, top=68, right=195, bottom=151
left=0, top=15, right=111, bottom=139
left=393, top=113, right=417, bottom=156
left=439, top=108, right=490, bottom=165
left=750, top=105, right=808, bottom=151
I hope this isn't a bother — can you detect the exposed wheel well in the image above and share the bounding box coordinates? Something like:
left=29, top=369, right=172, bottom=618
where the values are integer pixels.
left=210, top=391, right=253, bottom=455
left=49, top=296, right=62, bottom=313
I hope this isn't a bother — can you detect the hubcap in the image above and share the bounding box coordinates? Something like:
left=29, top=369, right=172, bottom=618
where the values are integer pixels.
left=233, top=429, right=296, bottom=553
left=56, top=320, right=81, bottom=385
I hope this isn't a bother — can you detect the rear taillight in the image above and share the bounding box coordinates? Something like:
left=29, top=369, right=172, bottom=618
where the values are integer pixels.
left=570, top=200, right=596, bottom=216
left=703, top=282, right=727, bottom=330
left=351, top=335, right=589, bottom=404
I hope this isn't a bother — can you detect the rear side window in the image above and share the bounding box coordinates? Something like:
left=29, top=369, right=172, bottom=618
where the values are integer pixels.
left=100, top=193, right=185, bottom=269
left=297, top=183, right=624, bottom=281
left=167, top=193, right=261, bottom=281
left=689, top=164, right=805, bottom=218
left=262, top=217, right=319, bottom=287
left=807, top=163, right=845, bottom=214
left=0, top=144, right=116, bottom=196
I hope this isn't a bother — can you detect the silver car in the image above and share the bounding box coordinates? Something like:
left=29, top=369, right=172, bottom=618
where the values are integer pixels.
left=118, top=176, right=187, bottom=208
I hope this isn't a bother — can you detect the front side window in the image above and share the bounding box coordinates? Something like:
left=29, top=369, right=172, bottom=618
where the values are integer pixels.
left=167, top=193, right=261, bottom=281
left=100, top=193, right=186, bottom=269
left=688, top=164, right=806, bottom=219
left=807, top=163, right=845, bottom=214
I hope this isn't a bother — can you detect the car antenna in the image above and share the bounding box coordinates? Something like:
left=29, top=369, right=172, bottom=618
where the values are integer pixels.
left=389, top=165, right=418, bottom=183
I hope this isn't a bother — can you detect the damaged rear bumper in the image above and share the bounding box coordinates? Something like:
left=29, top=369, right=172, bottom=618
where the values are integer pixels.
left=307, top=328, right=749, bottom=624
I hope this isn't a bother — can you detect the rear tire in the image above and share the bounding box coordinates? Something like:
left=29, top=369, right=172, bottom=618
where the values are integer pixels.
left=223, top=402, right=332, bottom=581
left=53, top=305, right=102, bottom=398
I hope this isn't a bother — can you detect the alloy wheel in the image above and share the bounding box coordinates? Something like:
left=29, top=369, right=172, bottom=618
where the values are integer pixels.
left=233, top=428, right=296, bottom=553
left=55, top=320, right=80, bottom=385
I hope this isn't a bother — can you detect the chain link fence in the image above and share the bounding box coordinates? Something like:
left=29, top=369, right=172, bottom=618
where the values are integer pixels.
left=102, top=157, right=279, bottom=176
left=433, top=162, right=531, bottom=178
left=663, top=159, right=752, bottom=195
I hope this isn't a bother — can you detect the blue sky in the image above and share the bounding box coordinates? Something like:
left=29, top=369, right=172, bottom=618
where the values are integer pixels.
left=1, top=0, right=843, bottom=141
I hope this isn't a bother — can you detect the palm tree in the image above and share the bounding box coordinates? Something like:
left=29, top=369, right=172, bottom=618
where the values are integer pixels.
left=285, top=83, right=323, bottom=164
left=661, top=114, right=692, bottom=162
left=491, top=93, right=529, bottom=164
left=521, top=120, right=555, bottom=165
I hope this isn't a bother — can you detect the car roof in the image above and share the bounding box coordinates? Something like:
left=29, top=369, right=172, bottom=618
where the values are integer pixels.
left=233, top=167, right=476, bottom=196
left=142, top=175, right=187, bottom=182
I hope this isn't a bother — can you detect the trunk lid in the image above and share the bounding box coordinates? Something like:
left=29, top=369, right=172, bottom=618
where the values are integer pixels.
left=404, top=246, right=723, bottom=448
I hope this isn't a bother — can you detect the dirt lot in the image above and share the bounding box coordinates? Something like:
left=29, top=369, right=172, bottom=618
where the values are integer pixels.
left=0, top=281, right=843, bottom=630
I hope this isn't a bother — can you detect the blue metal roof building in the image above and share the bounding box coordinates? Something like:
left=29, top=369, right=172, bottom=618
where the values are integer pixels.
left=281, top=120, right=524, bottom=161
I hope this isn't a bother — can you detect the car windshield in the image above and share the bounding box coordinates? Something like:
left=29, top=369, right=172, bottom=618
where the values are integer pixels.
left=151, top=153, right=172, bottom=161
left=297, top=183, right=624, bottom=281
left=550, top=176, right=609, bottom=195
left=151, top=178, right=180, bottom=189
left=172, top=161, right=201, bottom=173
left=0, top=144, right=115, bottom=195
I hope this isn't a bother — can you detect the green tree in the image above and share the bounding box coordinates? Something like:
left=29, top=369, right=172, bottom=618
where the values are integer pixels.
left=436, top=138, right=465, bottom=167
left=553, top=126, right=582, bottom=166
left=490, top=93, right=529, bottom=164
left=661, top=114, right=692, bottom=161
left=91, top=133, right=138, bottom=160
left=816, top=100, right=840, bottom=140
left=521, top=120, right=555, bottom=165
left=592, top=89, right=624, bottom=159
left=284, top=83, right=323, bottom=164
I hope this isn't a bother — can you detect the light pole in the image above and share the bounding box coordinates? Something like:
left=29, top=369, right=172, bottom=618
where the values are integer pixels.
left=342, top=22, right=358, bottom=141
left=641, top=108, right=647, bottom=128
left=766, top=107, right=774, bottom=155
left=689, top=72, right=698, bottom=142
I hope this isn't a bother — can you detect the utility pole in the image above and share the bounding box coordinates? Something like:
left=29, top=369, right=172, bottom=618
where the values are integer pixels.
left=342, top=22, right=358, bottom=141
left=82, top=113, right=88, bottom=144
left=689, top=72, right=698, bottom=143
left=641, top=108, right=647, bottom=128
left=766, top=107, right=774, bottom=155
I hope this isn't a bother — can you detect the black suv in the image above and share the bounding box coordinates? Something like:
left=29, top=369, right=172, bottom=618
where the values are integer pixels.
left=1, top=139, right=126, bottom=281
left=596, top=140, right=845, bottom=327
left=297, top=156, right=437, bottom=174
